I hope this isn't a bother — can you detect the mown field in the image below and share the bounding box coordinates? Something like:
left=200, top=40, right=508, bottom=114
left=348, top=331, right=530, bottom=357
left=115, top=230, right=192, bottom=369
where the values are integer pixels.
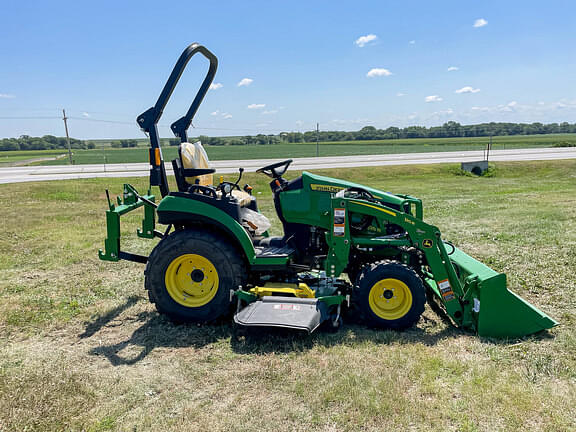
left=0, top=161, right=575, bottom=431
left=20, top=133, right=576, bottom=165
left=0, top=149, right=68, bottom=165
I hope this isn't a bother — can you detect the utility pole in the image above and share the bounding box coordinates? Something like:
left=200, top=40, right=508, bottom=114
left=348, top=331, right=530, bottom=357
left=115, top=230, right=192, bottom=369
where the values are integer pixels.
left=62, top=109, right=73, bottom=164
left=316, top=122, right=320, bottom=157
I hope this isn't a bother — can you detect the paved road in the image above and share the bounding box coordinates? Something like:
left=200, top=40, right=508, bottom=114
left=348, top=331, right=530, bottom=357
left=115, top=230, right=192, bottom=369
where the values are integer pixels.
left=1, top=147, right=575, bottom=184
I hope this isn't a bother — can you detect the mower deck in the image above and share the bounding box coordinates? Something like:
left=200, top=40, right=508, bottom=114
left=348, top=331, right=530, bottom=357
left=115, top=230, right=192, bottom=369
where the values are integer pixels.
left=234, top=296, right=329, bottom=333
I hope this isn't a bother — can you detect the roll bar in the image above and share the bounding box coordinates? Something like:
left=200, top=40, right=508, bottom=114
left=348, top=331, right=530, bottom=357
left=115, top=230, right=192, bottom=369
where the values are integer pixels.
left=137, top=43, right=218, bottom=197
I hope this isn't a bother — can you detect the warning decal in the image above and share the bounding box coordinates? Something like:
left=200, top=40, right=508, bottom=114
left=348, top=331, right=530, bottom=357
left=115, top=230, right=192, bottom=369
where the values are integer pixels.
left=438, top=279, right=455, bottom=301
left=334, top=208, right=346, bottom=237
left=273, top=304, right=302, bottom=311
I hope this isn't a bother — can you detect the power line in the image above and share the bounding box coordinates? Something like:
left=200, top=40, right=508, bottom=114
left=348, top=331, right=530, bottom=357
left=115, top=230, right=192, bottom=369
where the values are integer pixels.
left=69, top=116, right=285, bottom=133
left=0, top=116, right=61, bottom=120
left=1, top=113, right=288, bottom=134
left=68, top=116, right=134, bottom=126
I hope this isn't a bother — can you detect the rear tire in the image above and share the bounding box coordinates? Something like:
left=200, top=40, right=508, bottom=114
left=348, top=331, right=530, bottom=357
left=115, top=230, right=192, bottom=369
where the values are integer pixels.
left=356, top=261, right=426, bottom=330
left=145, top=229, right=245, bottom=323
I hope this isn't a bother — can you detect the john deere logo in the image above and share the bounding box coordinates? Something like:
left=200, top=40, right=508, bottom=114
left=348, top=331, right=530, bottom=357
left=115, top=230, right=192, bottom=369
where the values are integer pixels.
left=422, top=239, right=433, bottom=248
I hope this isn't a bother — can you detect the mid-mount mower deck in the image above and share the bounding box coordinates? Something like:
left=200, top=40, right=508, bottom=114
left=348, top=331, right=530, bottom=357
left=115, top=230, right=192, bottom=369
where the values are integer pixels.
left=99, top=43, right=558, bottom=338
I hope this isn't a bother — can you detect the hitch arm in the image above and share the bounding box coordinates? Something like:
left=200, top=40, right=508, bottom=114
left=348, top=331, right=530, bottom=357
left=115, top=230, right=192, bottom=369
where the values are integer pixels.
left=98, top=184, right=156, bottom=263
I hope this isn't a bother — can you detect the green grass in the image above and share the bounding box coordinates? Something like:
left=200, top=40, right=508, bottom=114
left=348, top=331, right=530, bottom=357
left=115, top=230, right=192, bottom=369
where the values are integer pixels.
left=0, top=149, right=66, bottom=165
left=32, top=133, right=576, bottom=165
left=0, top=161, right=575, bottom=431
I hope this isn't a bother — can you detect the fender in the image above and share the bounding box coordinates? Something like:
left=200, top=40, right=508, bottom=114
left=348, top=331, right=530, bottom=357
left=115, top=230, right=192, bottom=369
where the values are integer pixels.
left=157, top=195, right=257, bottom=264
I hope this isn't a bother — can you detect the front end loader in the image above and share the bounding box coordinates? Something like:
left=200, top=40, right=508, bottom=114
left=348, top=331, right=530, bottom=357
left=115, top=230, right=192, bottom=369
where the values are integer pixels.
left=99, top=43, right=558, bottom=338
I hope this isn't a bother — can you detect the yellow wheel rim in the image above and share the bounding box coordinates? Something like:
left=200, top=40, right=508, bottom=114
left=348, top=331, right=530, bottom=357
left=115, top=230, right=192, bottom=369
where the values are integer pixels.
left=368, top=278, right=412, bottom=320
left=165, top=254, right=219, bottom=307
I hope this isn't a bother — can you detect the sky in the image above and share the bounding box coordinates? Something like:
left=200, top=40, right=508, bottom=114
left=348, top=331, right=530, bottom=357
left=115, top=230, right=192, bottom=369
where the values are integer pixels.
left=0, top=0, right=575, bottom=139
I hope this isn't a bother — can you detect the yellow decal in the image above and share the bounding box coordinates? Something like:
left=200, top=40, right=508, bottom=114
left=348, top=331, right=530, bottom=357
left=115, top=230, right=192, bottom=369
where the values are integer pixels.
left=310, top=184, right=346, bottom=193
left=353, top=201, right=396, bottom=217
left=422, top=239, right=433, bottom=248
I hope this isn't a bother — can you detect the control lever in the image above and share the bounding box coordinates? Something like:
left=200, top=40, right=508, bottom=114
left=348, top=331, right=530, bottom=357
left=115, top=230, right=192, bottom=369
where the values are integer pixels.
left=235, top=168, right=244, bottom=187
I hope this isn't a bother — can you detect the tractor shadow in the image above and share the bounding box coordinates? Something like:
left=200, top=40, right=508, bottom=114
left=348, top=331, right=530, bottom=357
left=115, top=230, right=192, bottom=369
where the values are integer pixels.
left=84, top=297, right=554, bottom=365
left=84, top=298, right=459, bottom=365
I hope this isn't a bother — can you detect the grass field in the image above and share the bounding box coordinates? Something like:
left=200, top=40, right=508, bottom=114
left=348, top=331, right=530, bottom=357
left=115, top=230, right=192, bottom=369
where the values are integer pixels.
left=1, top=161, right=575, bottom=431
left=27, top=133, right=576, bottom=166
left=0, top=149, right=68, bottom=165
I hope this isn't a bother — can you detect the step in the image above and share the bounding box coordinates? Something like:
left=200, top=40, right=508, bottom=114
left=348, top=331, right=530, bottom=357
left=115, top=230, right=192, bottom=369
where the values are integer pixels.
left=254, top=245, right=295, bottom=258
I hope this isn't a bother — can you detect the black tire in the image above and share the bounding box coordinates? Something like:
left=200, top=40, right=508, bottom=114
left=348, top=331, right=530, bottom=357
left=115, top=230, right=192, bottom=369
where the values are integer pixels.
left=356, top=261, right=426, bottom=330
left=145, top=229, right=245, bottom=323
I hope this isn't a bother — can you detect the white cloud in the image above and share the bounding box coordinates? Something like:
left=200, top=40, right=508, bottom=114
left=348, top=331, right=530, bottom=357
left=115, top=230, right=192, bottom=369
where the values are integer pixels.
left=355, top=34, right=378, bottom=47
left=262, top=110, right=278, bottom=115
left=82, top=112, right=90, bottom=118
left=447, top=66, right=459, bottom=72
left=366, top=68, right=392, bottom=78
left=396, top=92, right=406, bottom=97
left=0, top=93, right=15, bottom=99
left=455, top=86, right=480, bottom=94
left=473, top=18, right=488, bottom=28
left=425, top=95, right=443, bottom=103
left=499, top=101, right=517, bottom=112
left=211, top=109, right=232, bottom=119
left=209, top=82, right=223, bottom=90
left=247, top=103, right=266, bottom=109
left=237, top=78, right=253, bottom=87
left=409, top=40, right=416, bottom=45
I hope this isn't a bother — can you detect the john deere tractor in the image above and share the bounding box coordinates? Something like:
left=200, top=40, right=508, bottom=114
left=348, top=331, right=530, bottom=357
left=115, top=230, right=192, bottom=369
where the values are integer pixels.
left=99, top=43, right=557, bottom=338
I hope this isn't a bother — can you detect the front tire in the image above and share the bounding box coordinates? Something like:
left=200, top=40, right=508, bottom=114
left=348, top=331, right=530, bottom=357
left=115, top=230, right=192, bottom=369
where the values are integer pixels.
left=145, top=229, right=245, bottom=323
left=356, top=261, right=426, bottom=330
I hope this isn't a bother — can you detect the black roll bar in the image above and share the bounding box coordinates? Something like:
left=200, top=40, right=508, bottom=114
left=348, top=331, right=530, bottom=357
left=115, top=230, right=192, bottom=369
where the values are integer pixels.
left=137, top=43, right=218, bottom=197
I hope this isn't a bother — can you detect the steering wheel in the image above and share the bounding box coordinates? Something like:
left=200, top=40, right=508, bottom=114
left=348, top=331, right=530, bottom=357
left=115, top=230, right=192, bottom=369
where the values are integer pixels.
left=188, top=184, right=218, bottom=199
left=256, top=159, right=293, bottom=178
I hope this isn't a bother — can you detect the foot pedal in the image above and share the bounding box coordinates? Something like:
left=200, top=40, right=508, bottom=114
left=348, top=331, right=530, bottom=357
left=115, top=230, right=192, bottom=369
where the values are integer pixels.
left=234, top=296, right=328, bottom=333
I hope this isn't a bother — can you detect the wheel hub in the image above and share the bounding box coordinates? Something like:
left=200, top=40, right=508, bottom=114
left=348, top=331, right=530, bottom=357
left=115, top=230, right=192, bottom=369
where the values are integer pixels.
left=368, top=278, right=413, bottom=320
left=164, top=254, right=219, bottom=307
left=191, top=269, right=205, bottom=283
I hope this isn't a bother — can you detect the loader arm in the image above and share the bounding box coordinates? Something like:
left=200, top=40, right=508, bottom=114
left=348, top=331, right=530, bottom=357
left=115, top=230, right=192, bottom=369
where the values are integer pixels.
left=324, top=195, right=558, bottom=338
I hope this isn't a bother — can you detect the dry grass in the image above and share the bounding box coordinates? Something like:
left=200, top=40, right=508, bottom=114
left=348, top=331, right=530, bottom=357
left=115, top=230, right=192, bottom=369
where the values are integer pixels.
left=0, top=161, right=575, bottom=431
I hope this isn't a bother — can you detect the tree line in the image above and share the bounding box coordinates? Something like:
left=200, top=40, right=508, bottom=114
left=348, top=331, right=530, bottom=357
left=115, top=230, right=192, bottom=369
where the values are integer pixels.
left=0, top=135, right=93, bottom=151
left=2, top=121, right=576, bottom=151
left=274, top=121, right=576, bottom=143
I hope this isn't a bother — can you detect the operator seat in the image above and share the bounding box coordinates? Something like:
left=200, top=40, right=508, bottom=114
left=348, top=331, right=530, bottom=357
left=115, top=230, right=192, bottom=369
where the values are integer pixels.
left=174, top=141, right=253, bottom=207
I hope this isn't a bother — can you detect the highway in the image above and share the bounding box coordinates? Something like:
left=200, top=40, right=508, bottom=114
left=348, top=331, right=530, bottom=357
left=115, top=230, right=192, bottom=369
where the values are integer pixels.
left=1, top=147, right=575, bottom=184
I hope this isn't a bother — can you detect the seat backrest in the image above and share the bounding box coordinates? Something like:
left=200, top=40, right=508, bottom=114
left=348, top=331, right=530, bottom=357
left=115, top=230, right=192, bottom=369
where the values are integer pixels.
left=179, top=141, right=213, bottom=186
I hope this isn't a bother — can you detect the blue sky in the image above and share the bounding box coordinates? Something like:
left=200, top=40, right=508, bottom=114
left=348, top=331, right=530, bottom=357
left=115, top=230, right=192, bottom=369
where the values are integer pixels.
left=1, top=0, right=575, bottom=139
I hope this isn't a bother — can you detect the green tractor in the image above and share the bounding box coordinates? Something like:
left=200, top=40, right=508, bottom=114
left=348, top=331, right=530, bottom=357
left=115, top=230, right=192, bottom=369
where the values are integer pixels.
left=99, top=43, right=557, bottom=338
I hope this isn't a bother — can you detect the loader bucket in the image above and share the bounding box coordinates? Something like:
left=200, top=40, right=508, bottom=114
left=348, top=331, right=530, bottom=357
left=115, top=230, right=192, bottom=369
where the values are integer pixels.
left=450, top=247, right=558, bottom=339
